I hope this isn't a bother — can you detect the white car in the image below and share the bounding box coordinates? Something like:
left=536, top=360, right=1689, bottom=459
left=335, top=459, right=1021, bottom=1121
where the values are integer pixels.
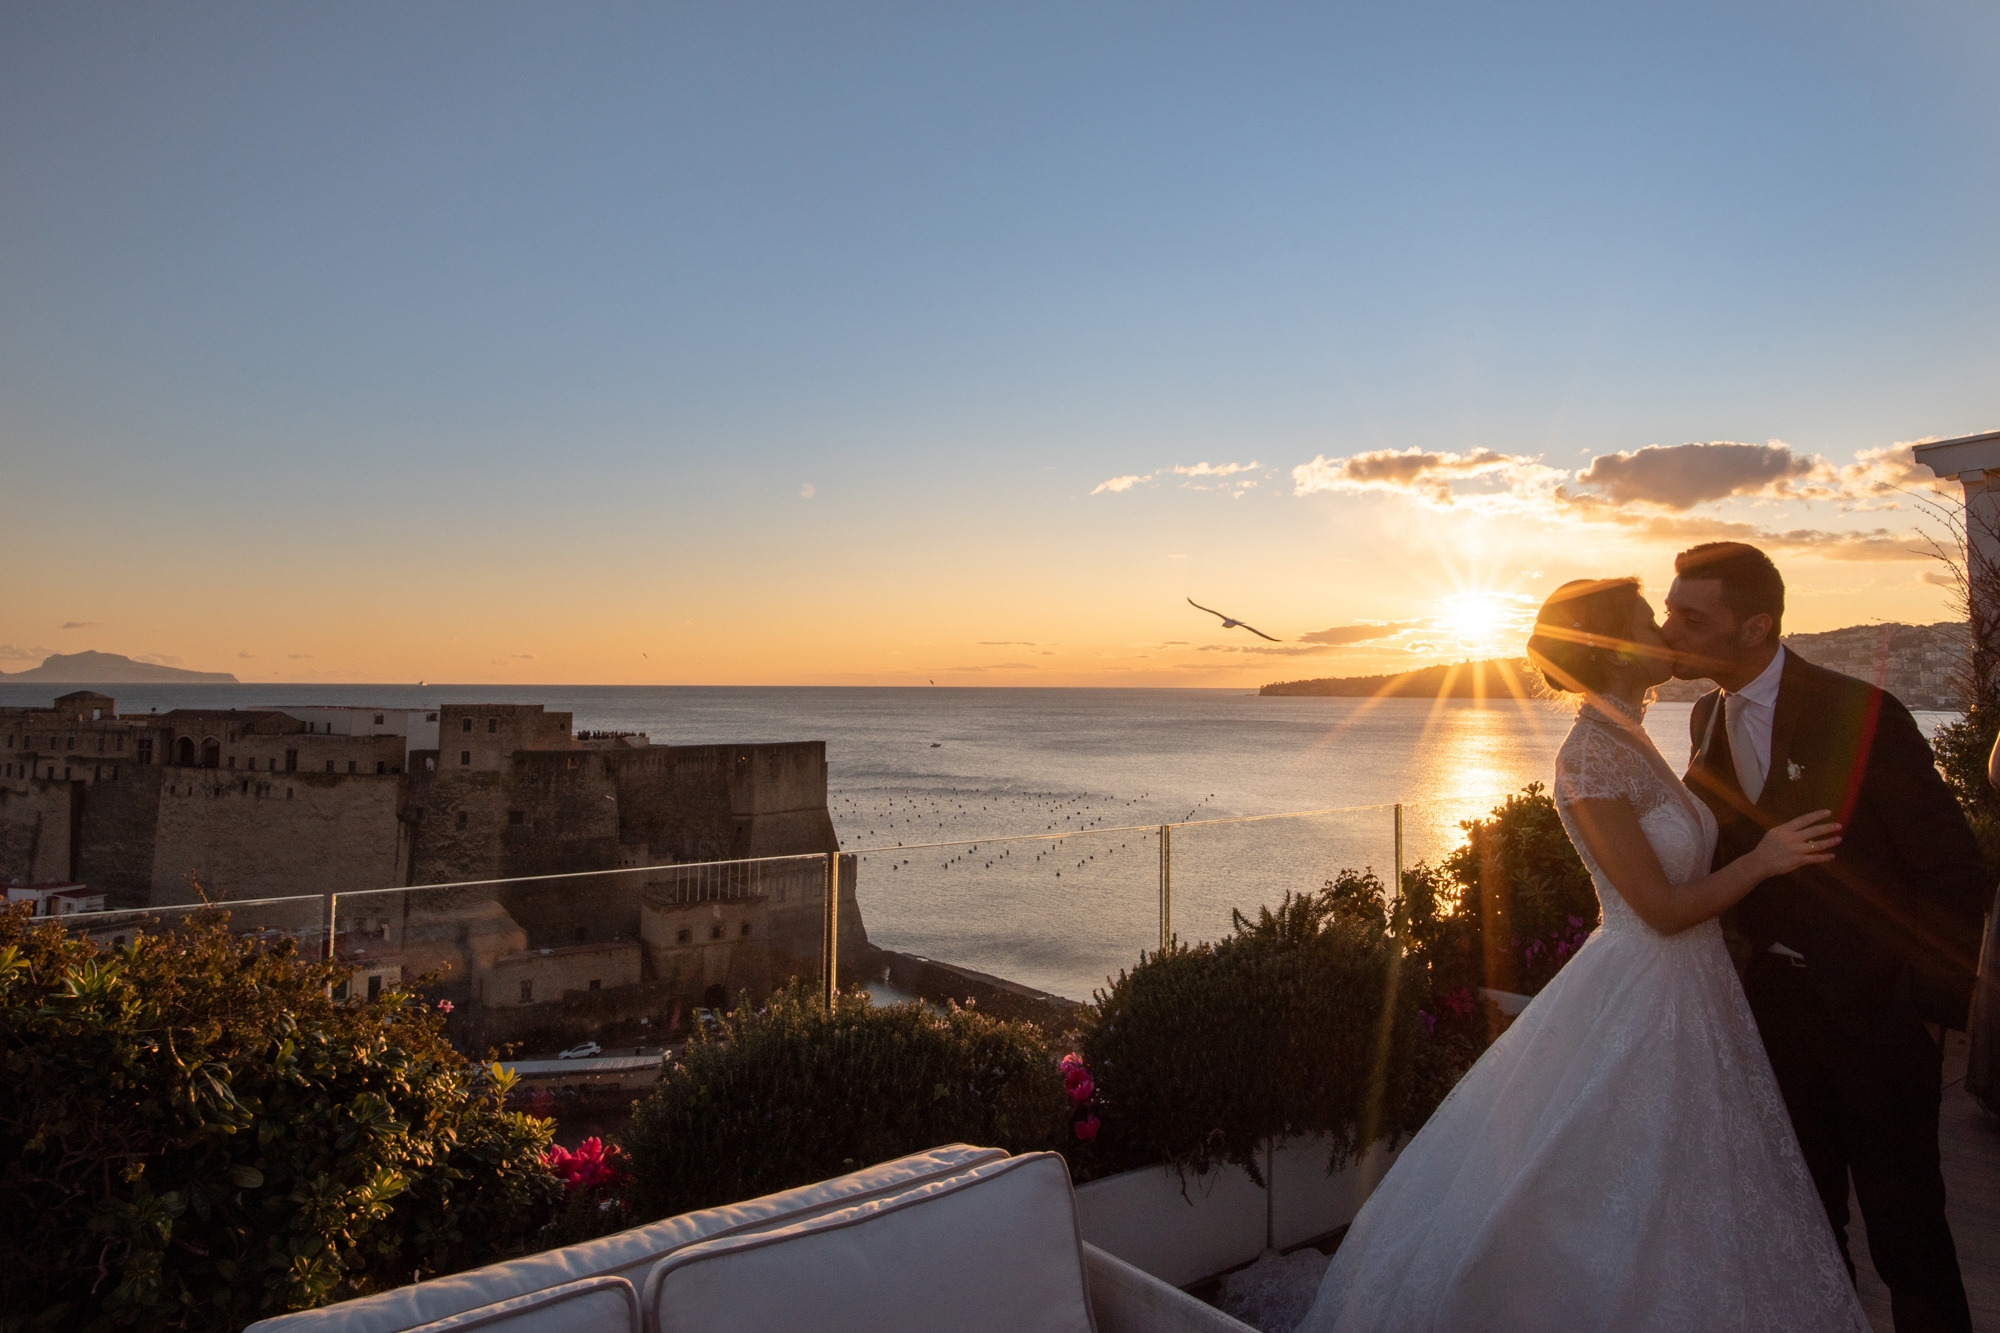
left=556, top=1041, right=602, bottom=1060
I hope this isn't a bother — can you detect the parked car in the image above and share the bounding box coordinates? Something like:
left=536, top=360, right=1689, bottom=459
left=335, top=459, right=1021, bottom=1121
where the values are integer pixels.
left=557, top=1041, right=603, bottom=1060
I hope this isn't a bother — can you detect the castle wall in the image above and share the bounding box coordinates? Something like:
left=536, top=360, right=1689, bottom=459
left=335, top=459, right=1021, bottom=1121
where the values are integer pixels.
left=149, top=771, right=404, bottom=905
left=74, top=764, right=166, bottom=906
left=0, top=777, right=77, bottom=883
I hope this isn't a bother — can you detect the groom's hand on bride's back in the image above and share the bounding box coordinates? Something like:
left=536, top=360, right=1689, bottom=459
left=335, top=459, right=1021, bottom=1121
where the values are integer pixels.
left=1750, top=809, right=1841, bottom=879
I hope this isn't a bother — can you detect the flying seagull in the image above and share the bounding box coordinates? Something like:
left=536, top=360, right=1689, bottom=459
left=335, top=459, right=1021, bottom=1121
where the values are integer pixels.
left=1187, top=598, right=1280, bottom=642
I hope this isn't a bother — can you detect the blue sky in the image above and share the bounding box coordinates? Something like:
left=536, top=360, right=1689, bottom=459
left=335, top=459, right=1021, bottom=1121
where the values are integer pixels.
left=2, top=2, right=1995, bottom=684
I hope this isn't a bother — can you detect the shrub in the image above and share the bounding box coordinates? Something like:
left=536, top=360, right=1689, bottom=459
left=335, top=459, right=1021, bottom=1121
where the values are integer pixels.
left=1429, top=782, right=1598, bottom=997
left=1932, top=705, right=2000, bottom=878
left=0, top=907, right=562, bottom=1333
left=1074, top=881, right=1424, bottom=1185
left=623, top=982, right=1069, bottom=1219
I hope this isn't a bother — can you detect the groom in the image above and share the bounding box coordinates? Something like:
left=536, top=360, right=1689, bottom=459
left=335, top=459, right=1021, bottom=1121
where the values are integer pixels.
left=1662, top=541, right=1988, bottom=1333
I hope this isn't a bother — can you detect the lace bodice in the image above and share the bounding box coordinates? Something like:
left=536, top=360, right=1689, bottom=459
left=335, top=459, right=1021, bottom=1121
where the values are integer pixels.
left=1553, top=700, right=1718, bottom=937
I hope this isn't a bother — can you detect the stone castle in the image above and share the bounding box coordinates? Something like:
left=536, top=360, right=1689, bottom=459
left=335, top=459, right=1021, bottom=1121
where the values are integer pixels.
left=1, top=691, right=867, bottom=1039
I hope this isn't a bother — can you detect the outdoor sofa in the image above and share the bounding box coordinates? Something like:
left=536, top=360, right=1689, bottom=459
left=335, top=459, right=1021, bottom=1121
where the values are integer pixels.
left=245, top=1143, right=1252, bottom=1333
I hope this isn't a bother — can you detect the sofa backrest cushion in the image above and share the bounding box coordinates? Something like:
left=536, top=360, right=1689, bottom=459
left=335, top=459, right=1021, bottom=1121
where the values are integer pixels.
left=645, top=1152, right=1096, bottom=1333
left=399, top=1276, right=637, bottom=1333
left=244, top=1144, right=1007, bottom=1333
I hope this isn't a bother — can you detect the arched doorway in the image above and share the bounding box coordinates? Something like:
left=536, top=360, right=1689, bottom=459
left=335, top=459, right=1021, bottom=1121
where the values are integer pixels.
left=200, top=739, right=220, bottom=769
left=702, top=983, right=728, bottom=1012
left=175, top=737, right=195, bottom=766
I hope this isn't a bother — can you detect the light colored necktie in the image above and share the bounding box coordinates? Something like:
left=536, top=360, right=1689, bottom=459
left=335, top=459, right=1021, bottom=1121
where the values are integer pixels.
left=1724, top=692, right=1765, bottom=803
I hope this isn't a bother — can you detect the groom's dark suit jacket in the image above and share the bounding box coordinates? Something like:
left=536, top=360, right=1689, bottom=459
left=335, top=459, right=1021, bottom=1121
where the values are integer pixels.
left=1686, top=650, right=1990, bottom=1045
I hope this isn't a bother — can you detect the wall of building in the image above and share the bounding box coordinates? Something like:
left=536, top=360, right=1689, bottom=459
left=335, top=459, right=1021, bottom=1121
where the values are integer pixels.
left=0, top=777, right=78, bottom=884
left=149, top=770, right=405, bottom=904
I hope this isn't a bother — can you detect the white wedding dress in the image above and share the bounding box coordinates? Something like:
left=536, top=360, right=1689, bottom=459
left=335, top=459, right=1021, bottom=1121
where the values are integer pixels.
left=1299, top=700, right=1868, bottom=1333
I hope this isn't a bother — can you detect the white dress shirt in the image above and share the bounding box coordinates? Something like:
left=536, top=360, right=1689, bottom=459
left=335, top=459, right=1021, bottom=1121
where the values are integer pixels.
left=1723, top=646, right=1786, bottom=803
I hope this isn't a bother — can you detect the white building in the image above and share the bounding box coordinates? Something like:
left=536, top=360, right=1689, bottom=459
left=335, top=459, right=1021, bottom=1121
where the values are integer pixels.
left=3, top=881, right=107, bottom=916
left=276, top=706, right=442, bottom=761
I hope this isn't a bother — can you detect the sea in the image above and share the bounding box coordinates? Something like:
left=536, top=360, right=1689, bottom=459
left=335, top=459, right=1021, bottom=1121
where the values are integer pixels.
left=1, top=683, right=1958, bottom=1001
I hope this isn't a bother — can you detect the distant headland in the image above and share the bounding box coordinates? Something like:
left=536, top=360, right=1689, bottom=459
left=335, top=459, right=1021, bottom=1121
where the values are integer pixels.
left=1260, top=621, right=1967, bottom=711
left=0, top=651, right=238, bottom=684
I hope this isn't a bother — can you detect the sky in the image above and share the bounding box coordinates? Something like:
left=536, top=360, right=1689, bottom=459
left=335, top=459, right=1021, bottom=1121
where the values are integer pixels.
left=2, top=2, right=1996, bottom=687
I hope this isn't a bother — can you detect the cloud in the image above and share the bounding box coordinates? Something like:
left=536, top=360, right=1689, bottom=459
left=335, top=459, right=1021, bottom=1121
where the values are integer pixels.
left=1196, top=643, right=1335, bottom=657
left=1095, top=461, right=1264, bottom=496
left=237, top=652, right=258, bottom=659
left=60, top=621, right=100, bottom=630
left=1298, top=622, right=1409, bottom=646
left=490, top=653, right=537, bottom=664
left=947, top=662, right=1039, bottom=671
left=0, top=644, right=56, bottom=662
left=134, top=653, right=184, bottom=667
left=1293, top=448, right=1566, bottom=508
left=799, top=483, right=816, bottom=498
left=1291, top=438, right=1939, bottom=559
left=1574, top=442, right=1821, bottom=509
left=977, top=641, right=1051, bottom=647
left=1921, top=568, right=1957, bottom=587
left=289, top=653, right=316, bottom=660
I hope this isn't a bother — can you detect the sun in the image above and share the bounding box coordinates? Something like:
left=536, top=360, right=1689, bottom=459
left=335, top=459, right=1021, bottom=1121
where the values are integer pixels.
left=1436, top=592, right=1528, bottom=648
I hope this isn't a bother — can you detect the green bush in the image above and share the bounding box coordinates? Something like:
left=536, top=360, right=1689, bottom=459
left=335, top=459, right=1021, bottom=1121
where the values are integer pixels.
left=0, top=908, right=563, bottom=1333
left=1074, top=880, right=1425, bottom=1185
left=1932, top=704, right=2000, bottom=878
left=622, top=983, right=1069, bottom=1219
left=1427, top=782, right=1598, bottom=997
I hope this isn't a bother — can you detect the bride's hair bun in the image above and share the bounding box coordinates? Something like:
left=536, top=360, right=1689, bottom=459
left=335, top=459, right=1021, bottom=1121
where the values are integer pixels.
left=1526, top=578, right=1642, bottom=694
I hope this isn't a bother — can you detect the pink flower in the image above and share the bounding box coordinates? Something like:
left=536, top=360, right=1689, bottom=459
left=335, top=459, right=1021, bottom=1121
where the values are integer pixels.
left=1065, top=1074, right=1095, bottom=1106
left=1073, top=1114, right=1100, bottom=1142
left=436, top=1000, right=454, bottom=1013
left=544, top=1137, right=627, bottom=1191
left=1059, top=1052, right=1085, bottom=1074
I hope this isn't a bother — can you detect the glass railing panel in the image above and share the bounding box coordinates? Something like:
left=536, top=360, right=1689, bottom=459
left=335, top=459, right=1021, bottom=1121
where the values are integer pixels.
left=53, top=893, right=328, bottom=954
left=1165, top=806, right=1399, bottom=948
left=852, top=824, right=1161, bottom=1003
left=334, top=854, right=834, bottom=1054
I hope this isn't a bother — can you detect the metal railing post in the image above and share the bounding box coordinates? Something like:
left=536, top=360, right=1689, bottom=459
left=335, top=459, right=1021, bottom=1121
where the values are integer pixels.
left=1393, top=804, right=1404, bottom=907
left=1158, top=824, right=1172, bottom=952
left=822, top=851, right=839, bottom=1008
left=323, top=891, right=337, bottom=963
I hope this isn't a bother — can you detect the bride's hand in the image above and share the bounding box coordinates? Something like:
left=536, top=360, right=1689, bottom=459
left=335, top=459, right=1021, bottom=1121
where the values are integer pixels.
left=1751, top=809, right=1841, bottom=878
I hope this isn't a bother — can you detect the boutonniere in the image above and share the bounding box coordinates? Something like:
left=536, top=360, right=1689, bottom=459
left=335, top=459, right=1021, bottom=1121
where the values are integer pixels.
left=1787, top=760, right=1804, bottom=782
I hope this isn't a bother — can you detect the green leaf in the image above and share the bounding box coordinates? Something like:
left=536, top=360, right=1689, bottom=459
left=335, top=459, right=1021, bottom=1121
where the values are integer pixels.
left=229, top=1164, right=265, bottom=1190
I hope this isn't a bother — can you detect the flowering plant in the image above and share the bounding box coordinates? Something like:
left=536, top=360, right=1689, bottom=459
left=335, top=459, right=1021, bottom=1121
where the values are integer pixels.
left=544, top=1136, right=629, bottom=1192
left=1060, top=1053, right=1100, bottom=1142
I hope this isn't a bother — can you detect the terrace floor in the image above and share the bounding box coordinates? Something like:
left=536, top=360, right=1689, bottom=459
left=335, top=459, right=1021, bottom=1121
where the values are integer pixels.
left=1851, top=1030, right=1998, bottom=1333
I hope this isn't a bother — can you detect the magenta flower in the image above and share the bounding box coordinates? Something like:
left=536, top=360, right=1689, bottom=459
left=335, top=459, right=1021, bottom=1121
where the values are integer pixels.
left=1066, top=1073, right=1095, bottom=1106
left=436, top=1000, right=454, bottom=1013
left=1073, top=1114, right=1100, bottom=1142
left=1059, top=1052, right=1085, bottom=1075
left=544, top=1136, right=627, bottom=1191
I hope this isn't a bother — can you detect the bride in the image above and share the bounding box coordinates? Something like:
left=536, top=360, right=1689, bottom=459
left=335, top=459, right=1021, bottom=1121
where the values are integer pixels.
left=1299, top=578, right=1869, bottom=1333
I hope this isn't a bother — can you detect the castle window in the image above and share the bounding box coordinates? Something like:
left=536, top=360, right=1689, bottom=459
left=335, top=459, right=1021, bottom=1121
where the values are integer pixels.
left=376, top=761, right=386, bottom=775
left=325, top=760, right=335, bottom=773
left=574, top=926, right=587, bottom=942
left=367, top=974, right=382, bottom=1000
left=487, top=718, right=498, bottom=733
left=677, top=928, right=692, bottom=944
left=740, top=922, right=752, bottom=937
left=347, top=761, right=357, bottom=774
left=462, top=718, right=472, bottom=732
left=227, top=756, right=235, bottom=768
left=710, top=925, right=724, bottom=941
left=97, top=738, right=105, bottom=752
left=588, top=979, right=601, bottom=991
left=460, top=750, right=471, bottom=765
left=519, top=981, right=533, bottom=1003
left=509, top=810, right=525, bottom=825
left=117, top=736, right=124, bottom=752
left=285, top=749, right=297, bottom=772
left=456, top=810, right=468, bottom=829
left=373, top=714, right=384, bottom=725
left=426, top=713, right=437, bottom=722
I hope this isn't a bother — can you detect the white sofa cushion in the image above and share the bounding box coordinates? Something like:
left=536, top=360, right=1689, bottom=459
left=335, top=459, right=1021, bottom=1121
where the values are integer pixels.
left=398, top=1276, right=638, bottom=1333
left=246, top=1144, right=1006, bottom=1333
left=645, top=1152, right=1096, bottom=1333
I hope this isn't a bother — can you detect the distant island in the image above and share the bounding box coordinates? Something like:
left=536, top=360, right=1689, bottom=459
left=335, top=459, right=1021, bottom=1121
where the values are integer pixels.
left=1261, top=621, right=1967, bottom=711
left=0, top=650, right=238, bottom=684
